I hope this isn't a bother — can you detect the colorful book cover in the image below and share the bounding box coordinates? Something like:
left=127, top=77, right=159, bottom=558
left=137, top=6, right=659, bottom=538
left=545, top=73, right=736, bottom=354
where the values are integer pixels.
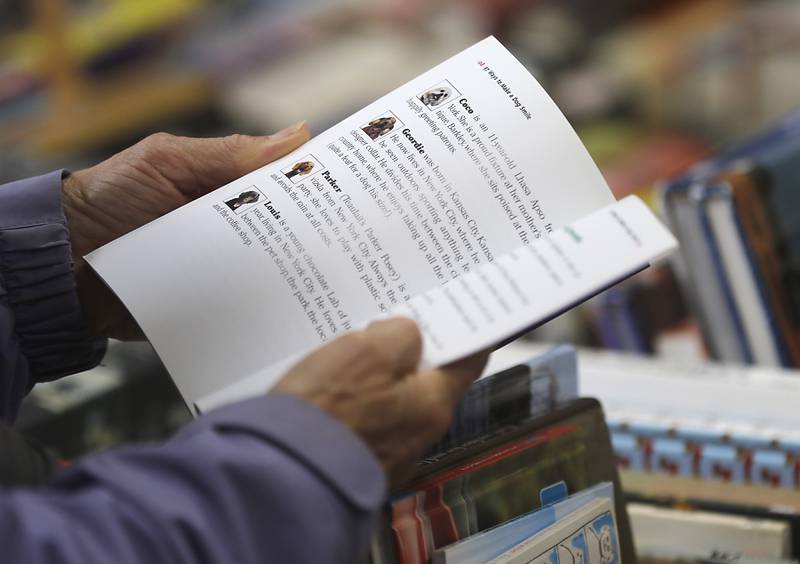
left=435, top=345, right=578, bottom=453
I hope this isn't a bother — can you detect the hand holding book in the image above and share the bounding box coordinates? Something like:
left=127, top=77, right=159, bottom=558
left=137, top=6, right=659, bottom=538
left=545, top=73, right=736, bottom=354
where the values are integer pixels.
left=85, top=37, right=677, bottom=412
left=273, top=317, right=489, bottom=486
left=62, top=125, right=311, bottom=340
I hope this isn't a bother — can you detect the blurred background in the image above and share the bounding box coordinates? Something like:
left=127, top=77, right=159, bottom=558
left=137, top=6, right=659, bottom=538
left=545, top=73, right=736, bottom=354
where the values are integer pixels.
left=4, top=0, right=798, bottom=184
left=4, top=0, right=800, bottom=559
left=5, top=0, right=800, bottom=358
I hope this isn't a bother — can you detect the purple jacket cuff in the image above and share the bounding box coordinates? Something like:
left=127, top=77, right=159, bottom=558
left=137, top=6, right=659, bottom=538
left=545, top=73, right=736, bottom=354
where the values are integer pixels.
left=190, top=393, right=387, bottom=511
left=0, top=171, right=106, bottom=420
left=0, top=392, right=385, bottom=562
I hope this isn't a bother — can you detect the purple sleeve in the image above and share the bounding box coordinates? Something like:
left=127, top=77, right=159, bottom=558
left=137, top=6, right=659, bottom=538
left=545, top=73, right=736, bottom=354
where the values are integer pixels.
left=0, top=171, right=106, bottom=421
left=1, top=393, right=387, bottom=562
left=0, top=173, right=387, bottom=561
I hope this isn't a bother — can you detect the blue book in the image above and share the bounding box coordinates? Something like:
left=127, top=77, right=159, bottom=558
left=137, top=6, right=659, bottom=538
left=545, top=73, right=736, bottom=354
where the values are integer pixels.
left=661, top=110, right=800, bottom=362
left=663, top=182, right=749, bottom=362
left=699, top=443, right=744, bottom=483
left=681, top=108, right=800, bottom=184
left=610, top=432, right=645, bottom=471
left=694, top=184, right=757, bottom=363
left=431, top=482, right=616, bottom=564
left=751, top=449, right=794, bottom=489
left=604, top=286, right=648, bottom=353
left=651, top=437, right=693, bottom=476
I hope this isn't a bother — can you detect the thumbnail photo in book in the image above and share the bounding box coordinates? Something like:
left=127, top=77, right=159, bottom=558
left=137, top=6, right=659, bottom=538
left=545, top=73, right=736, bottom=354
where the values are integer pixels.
left=280, top=154, right=324, bottom=184
left=360, top=111, right=404, bottom=141
left=417, top=79, right=461, bottom=111
left=224, top=186, right=267, bottom=215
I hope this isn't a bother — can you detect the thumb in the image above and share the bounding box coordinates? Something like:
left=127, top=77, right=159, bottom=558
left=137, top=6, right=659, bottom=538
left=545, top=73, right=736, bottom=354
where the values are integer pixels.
left=165, top=122, right=311, bottom=197
left=394, top=351, right=490, bottom=448
left=426, top=351, right=490, bottom=406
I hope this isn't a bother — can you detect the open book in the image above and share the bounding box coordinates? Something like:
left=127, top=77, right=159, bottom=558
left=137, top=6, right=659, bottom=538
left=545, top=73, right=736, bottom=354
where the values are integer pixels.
left=86, top=37, right=677, bottom=414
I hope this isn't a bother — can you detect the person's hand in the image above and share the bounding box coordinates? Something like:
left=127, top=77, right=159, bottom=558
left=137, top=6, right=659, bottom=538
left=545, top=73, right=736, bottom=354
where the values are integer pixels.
left=61, top=123, right=310, bottom=339
left=272, top=317, right=489, bottom=487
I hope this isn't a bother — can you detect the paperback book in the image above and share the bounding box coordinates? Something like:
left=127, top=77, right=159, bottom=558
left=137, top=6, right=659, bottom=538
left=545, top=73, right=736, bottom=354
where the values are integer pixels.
left=86, top=37, right=676, bottom=412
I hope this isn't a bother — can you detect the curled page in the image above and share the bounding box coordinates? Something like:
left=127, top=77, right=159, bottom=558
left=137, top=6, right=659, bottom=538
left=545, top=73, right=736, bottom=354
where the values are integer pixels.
left=87, top=37, right=669, bottom=412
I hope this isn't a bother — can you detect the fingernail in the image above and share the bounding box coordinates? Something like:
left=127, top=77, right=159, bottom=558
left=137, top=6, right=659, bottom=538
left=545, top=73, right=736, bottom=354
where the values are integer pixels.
left=272, top=121, right=307, bottom=141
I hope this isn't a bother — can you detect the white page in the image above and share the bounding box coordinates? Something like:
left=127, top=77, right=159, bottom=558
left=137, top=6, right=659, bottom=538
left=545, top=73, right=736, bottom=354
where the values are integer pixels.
left=395, top=196, right=676, bottom=367
left=87, top=36, right=614, bottom=408
left=197, top=195, right=676, bottom=412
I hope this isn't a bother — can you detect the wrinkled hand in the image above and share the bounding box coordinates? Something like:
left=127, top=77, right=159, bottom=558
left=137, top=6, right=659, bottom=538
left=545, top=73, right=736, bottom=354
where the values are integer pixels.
left=62, top=123, right=310, bottom=339
left=273, top=317, right=489, bottom=487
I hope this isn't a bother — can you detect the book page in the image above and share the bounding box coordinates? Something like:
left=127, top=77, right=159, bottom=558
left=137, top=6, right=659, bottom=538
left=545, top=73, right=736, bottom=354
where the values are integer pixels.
left=395, top=196, right=676, bottom=367
left=196, top=196, right=676, bottom=412
left=87, top=37, right=614, bottom=408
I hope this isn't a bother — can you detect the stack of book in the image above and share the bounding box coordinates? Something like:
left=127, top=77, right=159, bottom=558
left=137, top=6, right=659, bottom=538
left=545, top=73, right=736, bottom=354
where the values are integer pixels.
left=586, top=266, right=693, bottom=357
left=580, top=109, right=800, bottom=365
left=433, top=345, right=578, bottom=453
left=370, top=346, right=635, bottom=563
left=577, top=346, right=800, bottom=561
left=661, top=110, right=800, bottom=367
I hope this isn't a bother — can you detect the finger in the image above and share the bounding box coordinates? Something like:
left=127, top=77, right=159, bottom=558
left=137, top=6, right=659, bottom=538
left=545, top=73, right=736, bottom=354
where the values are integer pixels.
left=276, top=318, right=421, bottom=392
left=223, top=123, right=311, bottom=177
left=389, top=351, right=489, bottom=449
left=415, top=349, right=490, bottom=408
left=164, top=122, right=311, bottom=196
left=365, top=317, right=423, bottom=376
